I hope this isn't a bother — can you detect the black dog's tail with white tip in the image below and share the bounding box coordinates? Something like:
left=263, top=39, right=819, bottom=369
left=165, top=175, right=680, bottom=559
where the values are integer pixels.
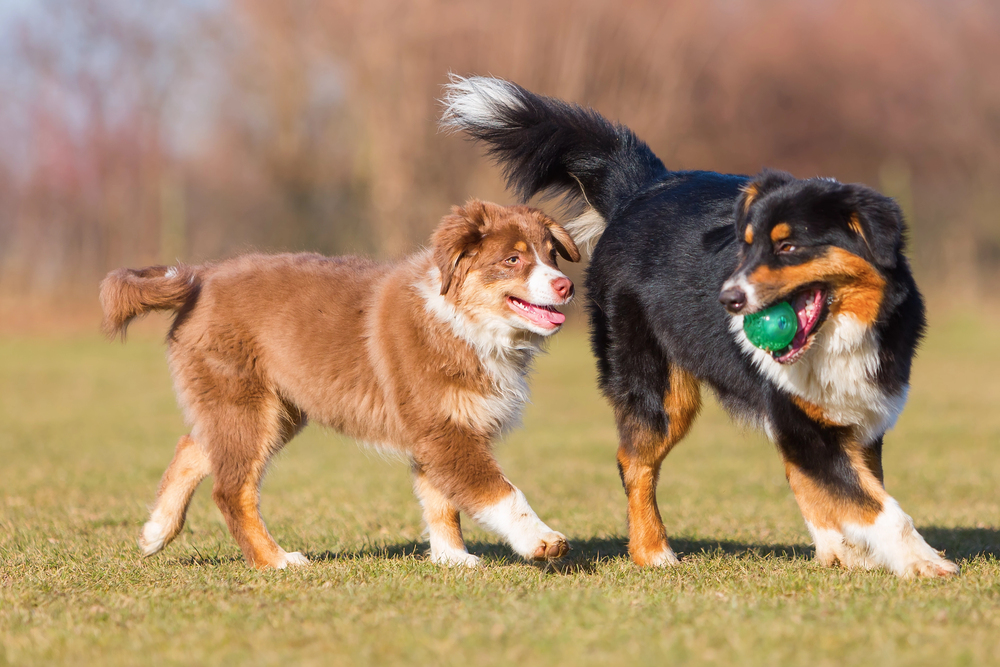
left=440, top=74, right=667, bottom=250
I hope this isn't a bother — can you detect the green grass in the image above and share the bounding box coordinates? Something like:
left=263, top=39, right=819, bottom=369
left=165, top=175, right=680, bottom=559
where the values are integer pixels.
left=1, top=312, right=998, bottom=666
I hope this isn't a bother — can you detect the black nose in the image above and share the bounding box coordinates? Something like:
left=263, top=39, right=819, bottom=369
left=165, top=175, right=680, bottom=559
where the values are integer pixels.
left=719, top=287, right=747, bottom=313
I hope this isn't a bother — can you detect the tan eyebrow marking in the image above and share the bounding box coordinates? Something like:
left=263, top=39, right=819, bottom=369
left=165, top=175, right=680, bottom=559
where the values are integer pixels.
left=848, top=213, right=867, bottom=243
left=744, top=225, right=754, bottom=244
left=770, top=223, right=792, bottom=243
left=514, top=241, right=527, bottom=252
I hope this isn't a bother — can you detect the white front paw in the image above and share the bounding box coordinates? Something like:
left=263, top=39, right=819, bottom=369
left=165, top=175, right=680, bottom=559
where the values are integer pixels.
left=840, top=498, right=960, bottom=578
left=430, top=549, right=481, bottom=568
left=275, top=551, right=310, bottom=569
left=903, top=554, right=959, bottom=579
left=472, top=489, right=570, bottom=562
left=528, top=530, right=569, bottom=561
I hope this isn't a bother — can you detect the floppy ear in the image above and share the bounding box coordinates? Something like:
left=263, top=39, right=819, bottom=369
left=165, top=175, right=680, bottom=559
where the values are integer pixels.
left=846, top=187, right=903, bottom=269
left=735, top=169, right=795, bottom=238
left=546, top=220, right=581, bottom=262
left=432, top=201, right=487, bottom=294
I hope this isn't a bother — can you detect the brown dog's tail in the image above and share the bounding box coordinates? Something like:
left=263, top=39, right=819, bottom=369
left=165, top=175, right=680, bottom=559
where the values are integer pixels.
left=99, top=265, right=199, bottom=339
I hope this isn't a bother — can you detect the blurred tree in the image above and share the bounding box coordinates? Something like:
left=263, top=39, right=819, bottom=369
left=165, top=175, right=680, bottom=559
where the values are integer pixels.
left=0, top=0, right=997, bottom=300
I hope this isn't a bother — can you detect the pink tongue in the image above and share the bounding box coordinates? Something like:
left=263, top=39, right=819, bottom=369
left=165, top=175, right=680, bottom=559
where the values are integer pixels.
left=790, top=289, right=821, bottom=347
left=523, top=302, right=565, bottom=327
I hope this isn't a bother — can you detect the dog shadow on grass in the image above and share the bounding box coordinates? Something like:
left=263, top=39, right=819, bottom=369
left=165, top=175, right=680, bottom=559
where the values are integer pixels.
left=306, top=537, right=808, bottom=574
left=919, top=526, right=1000, bottom=561
left=309, top=537, right=796, bottom=572
left=306, top=526, right=999, bottom=574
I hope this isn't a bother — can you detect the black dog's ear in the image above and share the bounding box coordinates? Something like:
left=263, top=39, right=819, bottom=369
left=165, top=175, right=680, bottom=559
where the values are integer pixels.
left=735, top=169, right=796, bottom=238
left=846, top=187, right=903, bottom=269
left=433, top=200, right=487, bottom=294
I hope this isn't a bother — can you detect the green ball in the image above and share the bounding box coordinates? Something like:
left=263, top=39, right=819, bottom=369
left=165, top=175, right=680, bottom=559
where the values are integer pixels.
left=743, top=301, right=798, bottom=352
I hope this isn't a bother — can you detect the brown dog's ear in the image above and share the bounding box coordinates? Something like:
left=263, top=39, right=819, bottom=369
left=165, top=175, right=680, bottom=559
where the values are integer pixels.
left=432, top=200, right=487, bottom=294
left=546, top=220, right=582, bottom=262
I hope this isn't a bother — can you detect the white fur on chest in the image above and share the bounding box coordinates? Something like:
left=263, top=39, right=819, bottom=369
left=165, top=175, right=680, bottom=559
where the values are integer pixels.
left=418, top=269, right=537, bottom=436
left=729, top=313, right=906, bottom=443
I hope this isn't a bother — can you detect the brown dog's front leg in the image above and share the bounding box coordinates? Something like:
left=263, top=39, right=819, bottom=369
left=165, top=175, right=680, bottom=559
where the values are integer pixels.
left=413, top=428, right=568, bottom=562
left=412, top=467, right=479, bottom=567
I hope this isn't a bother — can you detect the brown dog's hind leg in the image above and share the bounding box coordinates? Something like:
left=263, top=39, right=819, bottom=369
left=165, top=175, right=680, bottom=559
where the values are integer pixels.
left=616, top=366, right=701, bottom=567
left=199, top=392, right=308, bottom=569
left=139, top=434, right=212, bottom=556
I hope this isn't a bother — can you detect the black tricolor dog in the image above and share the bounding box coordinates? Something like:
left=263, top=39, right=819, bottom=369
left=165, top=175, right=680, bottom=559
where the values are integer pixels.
left=442, top=75, right=957, bottom=578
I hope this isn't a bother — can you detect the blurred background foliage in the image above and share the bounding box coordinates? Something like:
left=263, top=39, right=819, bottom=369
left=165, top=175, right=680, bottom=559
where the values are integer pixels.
left=0, top=0, right=998, bottom=305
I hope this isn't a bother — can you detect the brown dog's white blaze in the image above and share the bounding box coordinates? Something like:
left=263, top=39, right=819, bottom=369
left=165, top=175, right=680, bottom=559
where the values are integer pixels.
left=508, top=256, right=574, bottom=330
left=433, top=200, right=578, bottom=336
left=616, top=366, right=701, bottom=567
left=102, top=199, right=578, bottom=569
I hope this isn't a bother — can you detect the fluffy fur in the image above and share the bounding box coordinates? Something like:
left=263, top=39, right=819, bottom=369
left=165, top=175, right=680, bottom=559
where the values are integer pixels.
left=101, top=199, right=580, bottom=569
left=443, top=75, right=957, bottom=578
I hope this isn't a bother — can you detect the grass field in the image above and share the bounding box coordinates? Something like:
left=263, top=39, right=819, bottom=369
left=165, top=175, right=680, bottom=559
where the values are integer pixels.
left=1, top=310, right=998, bottom=666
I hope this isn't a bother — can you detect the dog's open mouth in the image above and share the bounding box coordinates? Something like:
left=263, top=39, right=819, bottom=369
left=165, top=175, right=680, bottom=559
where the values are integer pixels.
left=771, top=285, right=828, bottom=364
left=507, top=296, right=565, bottom=329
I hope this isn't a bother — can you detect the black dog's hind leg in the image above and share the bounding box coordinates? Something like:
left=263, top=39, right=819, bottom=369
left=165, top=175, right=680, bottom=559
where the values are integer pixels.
left=615, top=365, right=701, bottom=566
left=592, top=296, right=702, bottom=566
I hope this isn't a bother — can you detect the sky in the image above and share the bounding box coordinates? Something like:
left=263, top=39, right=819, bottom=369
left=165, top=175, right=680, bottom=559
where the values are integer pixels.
left=0, top=0, right=226, bottom=176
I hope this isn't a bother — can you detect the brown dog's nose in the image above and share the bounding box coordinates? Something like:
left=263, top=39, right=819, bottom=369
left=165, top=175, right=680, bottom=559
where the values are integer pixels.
left=719, top=286, right=747, bottom=313
left=551, top=277, right=573, bottom=300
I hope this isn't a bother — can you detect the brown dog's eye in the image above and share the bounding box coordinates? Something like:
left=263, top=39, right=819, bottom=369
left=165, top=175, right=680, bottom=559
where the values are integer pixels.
left=503, top=256, right=520, bottom=266
left=776, top=242, right=797, bottom=254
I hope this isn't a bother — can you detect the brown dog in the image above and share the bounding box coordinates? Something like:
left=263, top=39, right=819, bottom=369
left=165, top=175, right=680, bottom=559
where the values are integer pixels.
left=100, top=200, right=580, bottom=569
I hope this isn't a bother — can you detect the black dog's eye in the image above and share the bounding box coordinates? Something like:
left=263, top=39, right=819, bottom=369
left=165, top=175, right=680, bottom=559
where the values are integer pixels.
left=776, top=242, right=797, bottom=254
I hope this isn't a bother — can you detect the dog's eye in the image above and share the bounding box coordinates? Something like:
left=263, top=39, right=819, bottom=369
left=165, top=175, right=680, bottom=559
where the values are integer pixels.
left=776, top=242, right=797, bottom=254
left=503, top=256, right=520, bottom=266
